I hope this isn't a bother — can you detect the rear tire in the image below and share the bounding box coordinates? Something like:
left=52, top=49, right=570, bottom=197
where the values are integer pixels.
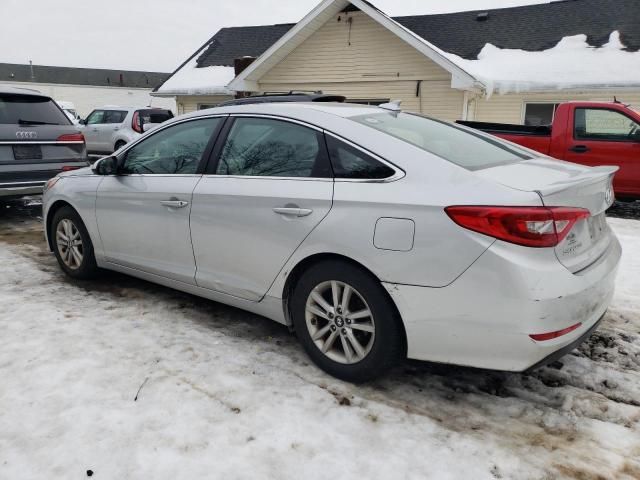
left=51, top=206, right=98, bottom=279
left=291, top=260, right=404, bottom=383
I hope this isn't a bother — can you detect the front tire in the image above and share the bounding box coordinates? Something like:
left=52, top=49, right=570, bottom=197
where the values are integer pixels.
left=291, top=260, right=404, bottom=383
left=51, top=206, right=98, bottom=279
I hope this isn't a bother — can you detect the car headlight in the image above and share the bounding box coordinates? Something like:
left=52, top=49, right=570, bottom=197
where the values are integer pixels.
left=44, top=176, right=61, bottom=193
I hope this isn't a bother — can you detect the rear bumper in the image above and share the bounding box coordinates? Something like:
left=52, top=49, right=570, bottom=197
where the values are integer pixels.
left=384, top=234, right=621, bottom=372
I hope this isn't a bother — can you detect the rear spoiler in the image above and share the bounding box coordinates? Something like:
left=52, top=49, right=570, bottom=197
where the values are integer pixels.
left=535, top=166, right=618, bottom=196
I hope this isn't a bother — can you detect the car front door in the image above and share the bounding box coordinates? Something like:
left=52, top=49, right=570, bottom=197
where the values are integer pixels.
left=564, top=107, right=640, bottom=197
left=83, top=109, right=105, bottom=152
left=190, top=116, right=334, bottom=301
left=95, top=116, right=225, bottom=284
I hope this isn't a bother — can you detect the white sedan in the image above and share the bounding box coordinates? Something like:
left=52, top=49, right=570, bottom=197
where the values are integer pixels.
left=42, top=101, right=621, bottom=382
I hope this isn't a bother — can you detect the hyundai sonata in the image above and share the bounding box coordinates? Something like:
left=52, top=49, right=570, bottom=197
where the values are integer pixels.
left=43, top=102, right=621, bottom=382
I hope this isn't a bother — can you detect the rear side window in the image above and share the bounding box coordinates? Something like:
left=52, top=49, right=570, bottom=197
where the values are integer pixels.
left=104, top=110, right=127, bottom=124
left=216, top=117, right=331, bottom=178
left=325, top=135, right=396, bottom=179
left=0, top=94, right=70, bottom=125
left=138, top=109, right=173, bottom=124
left=350, top=112, right=532, bottom=170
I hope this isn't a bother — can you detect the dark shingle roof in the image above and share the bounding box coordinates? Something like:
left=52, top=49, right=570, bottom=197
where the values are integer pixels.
left=0, top=63, right=170, bottom=88
left=396, top=0, right=640, bottom=59
left=192, top=0, right=640, bottom=70
left=196, top=24, right=294, bottom=68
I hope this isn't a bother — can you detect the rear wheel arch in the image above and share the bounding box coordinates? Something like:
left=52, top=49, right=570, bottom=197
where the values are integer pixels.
left=281, top=252, right=407, bottom=357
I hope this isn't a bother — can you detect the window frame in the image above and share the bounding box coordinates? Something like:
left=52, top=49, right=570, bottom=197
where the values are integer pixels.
left=112, top=114, right=228, bottom=176
left=573, top=107, right=640, bottom=143
left=204, top=114, right=403, bottom=183
left=522, top=102, right=561, bottom=126
left=205, top=114, right=333, bottom=180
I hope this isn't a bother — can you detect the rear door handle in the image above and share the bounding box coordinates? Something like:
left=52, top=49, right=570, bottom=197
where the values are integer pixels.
left=273, top=207, right=313, bottom=217
left=569, top=145, right=590, bottom=153
left=160, top=199, right=189, bottom=208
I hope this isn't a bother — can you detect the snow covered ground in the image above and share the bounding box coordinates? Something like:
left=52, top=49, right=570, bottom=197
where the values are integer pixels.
left=0, top=205, right=639, bottom=480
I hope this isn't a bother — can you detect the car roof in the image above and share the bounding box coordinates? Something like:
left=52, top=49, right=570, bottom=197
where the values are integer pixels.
left=187, top=102, right=386, bottom=122
left=0, top=85, right=49, bottom=97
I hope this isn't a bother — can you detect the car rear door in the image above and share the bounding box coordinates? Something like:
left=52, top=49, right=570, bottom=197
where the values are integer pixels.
left=95, top=116, right=225, bottom=284
left=100, top=110, right=128, bottom=152
left=563, top=106, right=640, bottom=197
left=190, top=115, right=334, bottom=301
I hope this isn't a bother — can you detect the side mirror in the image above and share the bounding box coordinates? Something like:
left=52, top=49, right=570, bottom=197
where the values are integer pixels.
left=79, top=118, right=87, bottom=125
left=92, top=155, right=119, bottom=175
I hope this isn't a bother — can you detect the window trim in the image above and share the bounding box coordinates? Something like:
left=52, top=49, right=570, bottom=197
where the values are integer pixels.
left=112, top=114, right=229, bottom=176
left=205, top=114, right=333, bottom=180
left=573, top=106, right=640, bottom=143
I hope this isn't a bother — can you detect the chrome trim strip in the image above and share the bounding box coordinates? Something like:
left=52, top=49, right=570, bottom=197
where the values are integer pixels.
left=201, top=174, right=333, bottom=182
left=0, top=180, right=46, bottom=186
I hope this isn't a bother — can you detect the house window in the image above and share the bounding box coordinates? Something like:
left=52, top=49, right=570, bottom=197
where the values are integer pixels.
left=523, top=103, right=560, bottom=126
left=346, top=98, right=390, bottom=106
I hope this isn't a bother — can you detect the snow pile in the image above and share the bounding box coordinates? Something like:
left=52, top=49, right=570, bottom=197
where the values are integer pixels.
left=0, top=215, right=639, bottom=479
left=445, top=31, right=640, bottom=95
left=156, top=45, right=235, bottom=96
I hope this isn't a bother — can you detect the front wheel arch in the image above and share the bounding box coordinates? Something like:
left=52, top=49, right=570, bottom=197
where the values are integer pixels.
left=46, top=200, right=75, bottom=251
left=282, top=253, right=407, bottom=358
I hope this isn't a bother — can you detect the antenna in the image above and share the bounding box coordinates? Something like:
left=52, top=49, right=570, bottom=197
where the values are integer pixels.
left=379, top=100, right=402, bottom=112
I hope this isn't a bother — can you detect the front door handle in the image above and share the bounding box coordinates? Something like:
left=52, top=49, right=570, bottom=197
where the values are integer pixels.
left=569, top=145, right=590, bottom=153
left=273, top=207, right=313, bottom=217
left=160, top=199, right=189, bottom=209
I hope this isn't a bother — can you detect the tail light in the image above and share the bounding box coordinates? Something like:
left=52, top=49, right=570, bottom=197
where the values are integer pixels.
left=445, top=206, right=590, bottom=248
left=56, top=133, right=85, bottom=143
left=132, top=111, right=143, bottom=133
left=61, top=165, right=83, bottom=172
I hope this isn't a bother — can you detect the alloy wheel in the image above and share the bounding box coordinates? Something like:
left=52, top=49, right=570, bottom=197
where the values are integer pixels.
left=56, top=219, right=84, bottom=270
left=305, top=280, right=376, bottom=364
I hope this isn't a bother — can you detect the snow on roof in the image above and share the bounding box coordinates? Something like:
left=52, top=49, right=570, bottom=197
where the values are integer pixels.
left=155, top=45, right=235, bottom=96
left=443, top=31, right=640, bottom=96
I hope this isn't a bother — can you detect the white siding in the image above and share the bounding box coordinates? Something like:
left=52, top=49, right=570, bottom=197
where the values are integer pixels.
left=0, top=81, right=175, bottom=117
left=176, top=95, right=233, bottom=115
left=474, top=90, right=640, bottom=124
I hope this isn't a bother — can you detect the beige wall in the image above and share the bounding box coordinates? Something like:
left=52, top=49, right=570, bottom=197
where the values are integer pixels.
left=473, top=90, right=640, bottom=124
left=256, top=11, right=465, bottom=121
left=175, top=95, right=233, bottom=115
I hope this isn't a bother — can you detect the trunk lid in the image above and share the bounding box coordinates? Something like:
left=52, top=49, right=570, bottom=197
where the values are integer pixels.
left=476, top=158, right=617, bottom=272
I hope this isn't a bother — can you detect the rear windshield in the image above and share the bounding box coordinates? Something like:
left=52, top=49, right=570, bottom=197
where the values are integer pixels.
left=138, top=109, right=173, bottom=124
left=0, top=94, right=70, bottom=125
left=350, top=112, right=534, bottom=170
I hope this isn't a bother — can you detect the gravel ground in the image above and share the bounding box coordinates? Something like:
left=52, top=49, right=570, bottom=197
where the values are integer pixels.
left=1, top=197, right=639, bottom=480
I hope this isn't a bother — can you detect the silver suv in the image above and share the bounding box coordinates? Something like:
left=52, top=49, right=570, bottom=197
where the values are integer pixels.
left=0, top=86, right=88, bottom=199
left=80, top=106, right=173, bottom=154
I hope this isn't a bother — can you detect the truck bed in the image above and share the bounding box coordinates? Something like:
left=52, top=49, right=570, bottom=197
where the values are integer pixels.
left=456, top=120, right=553, bottom=155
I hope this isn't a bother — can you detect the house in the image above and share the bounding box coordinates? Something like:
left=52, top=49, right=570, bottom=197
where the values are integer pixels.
left=1, top=62, right=175, bottom=117
left=153, top=0, right=640, bottom=125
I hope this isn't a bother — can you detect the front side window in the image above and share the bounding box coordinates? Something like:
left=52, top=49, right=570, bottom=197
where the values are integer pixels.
left=103, top=110, right=127, bottom=124
left=86, top=110, right=105, bottom=125
left=120, top=117, right=222, bottom=175
left=524, top=103, right=559, bottom=126
left=326, top=136, right=395, bottom=179
left=575, top=108, right=640, bottom=141
left=351, top=112, right=533, bottom=171
left=216, top=117, right=330, bottom=177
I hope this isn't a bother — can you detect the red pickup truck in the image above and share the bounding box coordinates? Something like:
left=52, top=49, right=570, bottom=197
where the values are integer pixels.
left=458, top=101, right=640, bottom=200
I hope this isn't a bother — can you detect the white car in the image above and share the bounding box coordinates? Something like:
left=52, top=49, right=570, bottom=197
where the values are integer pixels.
left=43, top=101, right=620, bottom=382
left=80, top=106, right=173, bottom=154
left=56, top=101, right=81, bottom=124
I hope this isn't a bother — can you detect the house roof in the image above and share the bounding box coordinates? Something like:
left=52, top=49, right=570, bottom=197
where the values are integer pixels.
left=0, top=63, right=170, bottom=89
left=156, top=0, right=640, bottom=95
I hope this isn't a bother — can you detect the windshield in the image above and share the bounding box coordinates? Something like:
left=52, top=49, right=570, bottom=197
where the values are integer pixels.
left=0, top=94, right=70, bottom=125
left=350, top=112, right=534, bottom=170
